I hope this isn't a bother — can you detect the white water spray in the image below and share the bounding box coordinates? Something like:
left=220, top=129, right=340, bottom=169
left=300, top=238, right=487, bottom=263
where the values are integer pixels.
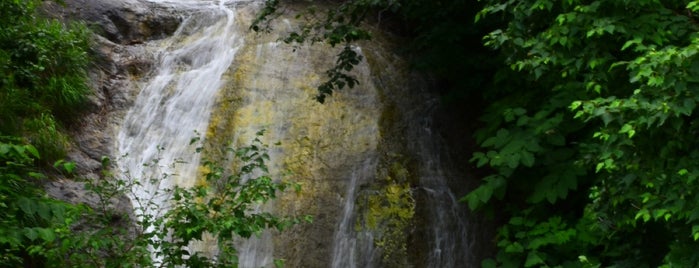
left=115, top=0, right=242, bottom=260
left=331, top=159, right=379, bottom=268
left=329, top=95, right=470, bottom=267
left=413, top=115, right=471, bottom=267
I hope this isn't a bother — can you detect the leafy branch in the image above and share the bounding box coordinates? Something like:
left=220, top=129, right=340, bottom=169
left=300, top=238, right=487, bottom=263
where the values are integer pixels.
left=251, top=0, right=394, bottom=103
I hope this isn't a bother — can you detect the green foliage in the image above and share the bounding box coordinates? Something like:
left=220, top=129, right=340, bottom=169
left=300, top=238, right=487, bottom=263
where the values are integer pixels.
left=0, top=0, right=91, bottom=157
left=58, top=131, right=304, bottom=267
left=0, top=137, right=80, bottom=267
left=23, top=114, right=71, bottom=164
left=465, top=0, right=699, bottom=266
left=252, top=0, right=485, bottom=103
left=0, top=137, right=153, bottom=267
left=251, top=0, right=385, bottom=102
left=0, top=132, right=305, bottom=267
left=0, top=1, right=104, bottom=266
left=139, top=131, right=306, bottom=267
left=316, top=45, right=362, bottom=103
left=0, top=1, right=304, bottom=267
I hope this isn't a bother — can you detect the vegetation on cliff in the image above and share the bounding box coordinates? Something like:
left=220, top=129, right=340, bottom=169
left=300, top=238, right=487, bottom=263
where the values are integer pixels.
left=255, top=0, right=699, bottom=266
left=0, top=1, right=302, bottom=267
left=0, top=0, right=90, bottom=163
left=0, top=0, right=91, bottom=264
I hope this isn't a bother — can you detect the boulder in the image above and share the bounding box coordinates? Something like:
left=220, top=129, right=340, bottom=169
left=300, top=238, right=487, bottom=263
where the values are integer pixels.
left=42, top=0, right=182, bottom=44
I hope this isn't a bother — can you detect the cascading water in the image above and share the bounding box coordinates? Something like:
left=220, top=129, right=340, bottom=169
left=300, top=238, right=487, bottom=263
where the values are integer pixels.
left=331, top=159, right=379, bottom=268
left=317, top=43, right=471, bottom=266
left=328, top=99, right=472, bottom=267
left=115, top=0, right=243, bottom=260
left=411, top=109, right=472, bottom=267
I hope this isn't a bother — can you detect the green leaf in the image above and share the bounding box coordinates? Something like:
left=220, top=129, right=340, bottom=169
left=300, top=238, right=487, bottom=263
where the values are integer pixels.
left=570, top=101, right=582, bottom=110
left=63, top=161, right=76, bottom=173
left=462, top=175, right=506, bottom=209
left=28, top=172, right=46, bottom=179
left=619, top=124, right=635, bottom=138
left=482, top=259, right=497, bottom=268
left=505, top=242, right=524, bottom=253
left=36, top=202, right=51, bottom=221
left=25, top=145, right=40, bottom=159
left=18, top=197, right=34, bottom=215
left=524, top=251, right=545, bottom=267
left=0, top=143, right=10, bottom=156
left=36, top=228, right=55, bottom=242
left=688, top=1, right=699, bottom=12
left=635, top=208, right=651, bottom=222
left=472, top=152, right=489, bottom=168
left=24, top=228, right=38, bottom=241
left=521, top=151, right=535, bottom=167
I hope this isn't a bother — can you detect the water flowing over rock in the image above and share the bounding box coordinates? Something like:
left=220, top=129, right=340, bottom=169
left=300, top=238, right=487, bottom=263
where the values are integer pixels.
left=50, top=0, right=477, bottom=266
left=40, top=0, right=180, bottom=217
left=39, top=0, right=185, bottom=180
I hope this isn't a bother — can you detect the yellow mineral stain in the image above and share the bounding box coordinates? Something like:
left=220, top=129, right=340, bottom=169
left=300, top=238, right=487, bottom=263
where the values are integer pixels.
left=182, top=5, right=419, bottom=264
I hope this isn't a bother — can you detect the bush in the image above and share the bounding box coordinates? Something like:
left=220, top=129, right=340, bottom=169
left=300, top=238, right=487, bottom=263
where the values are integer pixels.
left=24, top=114, right=70, bottom=164
left=0, top=137, right=77, bottom=267
left=0, top=0, right=91, bottom=158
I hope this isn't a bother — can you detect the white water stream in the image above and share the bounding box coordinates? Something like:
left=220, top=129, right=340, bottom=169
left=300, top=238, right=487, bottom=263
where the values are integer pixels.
left=414, top=116, right=471, bottom=267
left=331, top=159, right=379, bottom=268
left=115, top=0, right=243, bottom=262
left=329, top=100, right=471, bottom=267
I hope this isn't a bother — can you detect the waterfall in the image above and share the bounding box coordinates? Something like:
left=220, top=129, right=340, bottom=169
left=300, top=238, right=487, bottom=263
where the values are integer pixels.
left=412, top=113, right=472, bottom=267
left=328, top=101, right=472, bottom=267
left=111, top=0, right=472, bottom=266
left=115, top=0, right=242, bottom=261
left=323, top=44, right=471, bottom=266
left=331, top=159, right=379, bottom=268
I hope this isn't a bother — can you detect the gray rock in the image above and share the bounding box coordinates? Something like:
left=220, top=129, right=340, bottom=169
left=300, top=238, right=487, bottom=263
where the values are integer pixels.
left=44, top=179, right=137, bottom=239
left=42, top=0, right=182, bottom=44
left=45, top=180, right=132, bottom=213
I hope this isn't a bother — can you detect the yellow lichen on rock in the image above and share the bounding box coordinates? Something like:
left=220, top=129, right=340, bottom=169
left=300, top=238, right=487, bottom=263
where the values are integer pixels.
left=185, top=4, right=424, bottom=266
left=357, top=159, right=415, bottom=267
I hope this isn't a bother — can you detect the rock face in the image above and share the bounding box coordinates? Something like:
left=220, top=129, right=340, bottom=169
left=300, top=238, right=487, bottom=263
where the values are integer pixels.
left=42, top=0, right=181, bottom=44
left=192, top=5, right=472, bottom=267
left=40, top=0, right=183, bottom=179
left=43, top=1, right=474, bottom=267
left=40, top=0, right=180, bottom=220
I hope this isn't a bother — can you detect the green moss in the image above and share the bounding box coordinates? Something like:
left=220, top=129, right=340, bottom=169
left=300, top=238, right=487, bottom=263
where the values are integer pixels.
left=359, top=36, right=422, bottom=266
left=356, top=159, right=415, bottom=267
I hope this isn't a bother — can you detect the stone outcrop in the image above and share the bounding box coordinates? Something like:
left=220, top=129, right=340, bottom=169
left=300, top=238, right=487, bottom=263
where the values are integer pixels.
left=42, top=0, right=182, bottom=44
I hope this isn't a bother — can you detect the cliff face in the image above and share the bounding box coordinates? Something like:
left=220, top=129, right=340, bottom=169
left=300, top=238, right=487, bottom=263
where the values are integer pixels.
left=40, top=0, right=182, bottom=177
left=45, top=1, right=473, bottom=267
left=206, top=5, right=374, bottom=264
left=40, top=0, right=183, bottom=219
